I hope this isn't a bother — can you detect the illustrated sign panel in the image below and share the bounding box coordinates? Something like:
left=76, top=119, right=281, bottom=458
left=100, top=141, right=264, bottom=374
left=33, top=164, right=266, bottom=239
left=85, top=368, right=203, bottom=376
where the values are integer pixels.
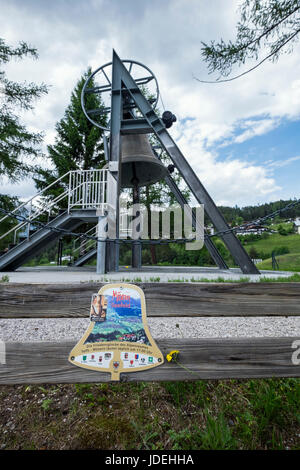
left=69, top=283, right=164, bottom=380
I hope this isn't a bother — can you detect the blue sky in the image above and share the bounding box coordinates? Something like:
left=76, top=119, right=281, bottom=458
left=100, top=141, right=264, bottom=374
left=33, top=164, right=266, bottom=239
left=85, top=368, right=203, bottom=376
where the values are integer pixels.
left=1, top=0, right=300, bottom=208
left=216, top=118, right=300, bottom=202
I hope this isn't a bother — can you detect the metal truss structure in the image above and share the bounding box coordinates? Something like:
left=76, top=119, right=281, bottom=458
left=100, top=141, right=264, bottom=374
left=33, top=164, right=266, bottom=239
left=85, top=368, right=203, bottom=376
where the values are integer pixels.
left=82, top=50, right=259, bottom=274
left=0, top=51, right=259, bottom=274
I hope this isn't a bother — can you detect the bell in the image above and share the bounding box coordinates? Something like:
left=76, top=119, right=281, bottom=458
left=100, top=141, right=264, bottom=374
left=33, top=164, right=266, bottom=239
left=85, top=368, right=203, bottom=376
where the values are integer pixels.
left=120, top=134, right=168, bottom=187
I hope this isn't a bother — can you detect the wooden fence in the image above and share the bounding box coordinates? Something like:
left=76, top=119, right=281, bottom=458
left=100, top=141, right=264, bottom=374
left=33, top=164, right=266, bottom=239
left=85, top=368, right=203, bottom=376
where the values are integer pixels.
left=0, top=282, right=299, bottom=383
left=1, top=282, right=300, bottom=317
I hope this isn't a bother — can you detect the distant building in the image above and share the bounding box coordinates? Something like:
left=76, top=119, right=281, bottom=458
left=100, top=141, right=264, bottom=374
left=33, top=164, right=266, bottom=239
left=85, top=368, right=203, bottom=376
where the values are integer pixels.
left=205, top=225, right=214, bottom=235
left=294, top=217, right=300, bottom=234
left=235, top=223, right=268, bottom=236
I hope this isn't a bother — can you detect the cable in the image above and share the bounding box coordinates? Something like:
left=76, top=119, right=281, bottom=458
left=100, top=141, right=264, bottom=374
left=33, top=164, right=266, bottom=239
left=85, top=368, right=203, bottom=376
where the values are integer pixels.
left=210, top=198, right=300, bottom=239
left=159, top=91, right=166, bottom=112
left=0, top=196, right=299, bottom=247
left=0, top=207, right=198, bottom=245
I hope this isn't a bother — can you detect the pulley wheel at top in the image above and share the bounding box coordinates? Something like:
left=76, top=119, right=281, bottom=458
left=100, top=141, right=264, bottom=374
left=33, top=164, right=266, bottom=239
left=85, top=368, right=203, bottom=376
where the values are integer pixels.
left=81, top=59, right=160, bottom=132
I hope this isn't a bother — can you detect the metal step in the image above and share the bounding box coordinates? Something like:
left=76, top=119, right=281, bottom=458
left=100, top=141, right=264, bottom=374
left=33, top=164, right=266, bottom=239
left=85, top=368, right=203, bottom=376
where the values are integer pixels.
left=73, top=248, right=97, bottom=267
left=0, top=211, right=84, bottom=271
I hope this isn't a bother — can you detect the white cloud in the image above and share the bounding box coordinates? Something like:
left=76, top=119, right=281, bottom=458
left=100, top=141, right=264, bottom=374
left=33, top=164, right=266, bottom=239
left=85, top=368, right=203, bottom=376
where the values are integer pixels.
left=173, top=119, right=280, bottom=206
left=265, top=155, right=300, bottom=169
left=0, top=176, right=37, bottom=200
left=229, top=117, right=281, bottom=145
left=0, top=0, right=299, bottom=206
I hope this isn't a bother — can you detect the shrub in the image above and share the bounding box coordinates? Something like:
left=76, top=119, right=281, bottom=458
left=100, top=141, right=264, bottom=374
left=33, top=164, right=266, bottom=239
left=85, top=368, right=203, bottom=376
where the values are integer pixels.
left=272, top=246, right=290, bottom=256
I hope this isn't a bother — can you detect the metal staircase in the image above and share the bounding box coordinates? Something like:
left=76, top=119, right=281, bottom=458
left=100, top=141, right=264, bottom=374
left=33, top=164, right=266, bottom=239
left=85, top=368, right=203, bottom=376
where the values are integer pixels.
left=72, top=213, right=132, bottom=267
left=0, top=160, right=246, bottom=273
left=72, top=225, right=98, bottom=267
left=0, top=211, right=82, bottom=271
left=0, top=169, right=108, bottom=271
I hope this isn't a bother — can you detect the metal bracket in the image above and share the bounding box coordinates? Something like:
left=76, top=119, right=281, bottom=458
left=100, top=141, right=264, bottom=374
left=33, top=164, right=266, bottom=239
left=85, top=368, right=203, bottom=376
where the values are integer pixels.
left=108, top=161, right=119, bottom=173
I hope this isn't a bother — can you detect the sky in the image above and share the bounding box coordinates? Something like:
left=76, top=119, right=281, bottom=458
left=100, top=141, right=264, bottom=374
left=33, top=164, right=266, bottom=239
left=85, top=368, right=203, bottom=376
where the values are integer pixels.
left=1, top=0, right=300, bottom=207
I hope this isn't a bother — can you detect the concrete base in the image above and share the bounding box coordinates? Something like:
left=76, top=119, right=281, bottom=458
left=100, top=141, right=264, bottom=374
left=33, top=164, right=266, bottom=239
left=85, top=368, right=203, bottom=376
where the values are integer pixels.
left=0, top=265, right=296, bottom=283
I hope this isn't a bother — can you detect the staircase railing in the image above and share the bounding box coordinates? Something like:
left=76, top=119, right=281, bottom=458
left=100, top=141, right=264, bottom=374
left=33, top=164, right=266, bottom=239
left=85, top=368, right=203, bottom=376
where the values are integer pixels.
left=0, top=169, right=108, bottom=245
left=72, top=225, right=98, bottom=260
left=0, top=171, right=71, bottom=243
left=72, top=211, right=134, bottom=262
left=68, top=169, right=108, bottom=212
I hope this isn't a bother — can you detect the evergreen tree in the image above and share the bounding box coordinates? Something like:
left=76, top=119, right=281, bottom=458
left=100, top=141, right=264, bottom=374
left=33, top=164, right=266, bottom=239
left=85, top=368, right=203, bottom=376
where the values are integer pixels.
left=0, top=194, right=20, bottom=251
left=34, top=68, right=107, bottom=204
left=139, top=157, right=191, bottom=264
left=197, top=0, right=300, bottom=82
left=0, top=38, right=47, bottom=181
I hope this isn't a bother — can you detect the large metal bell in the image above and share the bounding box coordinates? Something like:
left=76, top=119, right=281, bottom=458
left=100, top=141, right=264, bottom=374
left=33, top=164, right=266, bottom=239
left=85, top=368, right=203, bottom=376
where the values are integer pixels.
left=120, top=134, right=168, bottom=187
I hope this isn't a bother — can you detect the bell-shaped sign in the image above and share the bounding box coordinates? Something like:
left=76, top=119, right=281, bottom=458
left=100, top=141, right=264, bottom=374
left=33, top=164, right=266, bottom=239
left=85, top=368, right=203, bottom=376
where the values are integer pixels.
left=69, top=283, right=164, bottom=381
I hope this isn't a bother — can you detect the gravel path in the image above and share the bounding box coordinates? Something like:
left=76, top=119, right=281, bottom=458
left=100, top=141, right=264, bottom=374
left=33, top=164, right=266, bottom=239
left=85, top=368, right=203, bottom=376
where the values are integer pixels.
left=0, top=317, right=299, bottom=342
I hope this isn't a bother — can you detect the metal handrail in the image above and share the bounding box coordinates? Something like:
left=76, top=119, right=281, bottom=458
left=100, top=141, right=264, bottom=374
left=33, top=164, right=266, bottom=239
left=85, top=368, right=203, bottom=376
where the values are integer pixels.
left=73, top=225, right=98, bottom=258
left=68, top=169, right=108, bottom=211
left=72, top=210, right=134, bottom=261
left=0, top=169, right=108, bottom=244
left=0, top=189, right=69, bottom=241
left=73, top=224, right=97, bottom=246
left=0, top=170, right=70, bottom=225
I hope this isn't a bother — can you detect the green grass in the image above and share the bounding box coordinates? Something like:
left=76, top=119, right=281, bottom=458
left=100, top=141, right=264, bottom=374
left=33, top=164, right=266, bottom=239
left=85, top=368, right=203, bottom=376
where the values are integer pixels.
left=245, top=233, right=300, bottom=254
left=259, top=273, right=300, bottom=282
left=1, top=379, right=298, bottom=450
left=269, top=222, right=294, bottom=232
left=168, top=274, right=300, bottom=283
left=257, top=253, right=300, bottom=272
left=168, top=277, right=252, bottom=283
left=242, top=233, right=300, bottom=272
left=82, top=274, right=300, bottom=284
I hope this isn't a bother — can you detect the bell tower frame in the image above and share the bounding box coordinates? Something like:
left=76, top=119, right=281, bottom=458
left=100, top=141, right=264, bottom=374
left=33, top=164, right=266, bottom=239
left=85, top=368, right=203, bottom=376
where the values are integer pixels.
left=88, top=50, right=259, bottom=275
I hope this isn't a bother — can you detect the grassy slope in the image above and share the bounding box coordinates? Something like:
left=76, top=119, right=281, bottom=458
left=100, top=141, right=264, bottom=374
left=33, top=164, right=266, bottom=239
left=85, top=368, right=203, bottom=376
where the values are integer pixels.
left=244, top=233, right=300, bottom=255
left=257, top=253, right=300, bottom=272
left=241, top=233, right=300, bottom=272
left=0, top=379, right=299, bottom=450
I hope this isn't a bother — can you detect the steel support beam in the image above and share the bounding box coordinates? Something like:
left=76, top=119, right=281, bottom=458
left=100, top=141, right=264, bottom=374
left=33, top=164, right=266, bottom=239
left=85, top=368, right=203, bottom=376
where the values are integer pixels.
left=96, top=215, right=106, bottom=274
left=155, top=134, right=259, bottom=273
left=121, top=119, right=153, bottom=135
left=111, top=52, right=259, bottom=274
left=160, top=165, right=228, bottom=270
left=106, top=50, right=124, bottom=273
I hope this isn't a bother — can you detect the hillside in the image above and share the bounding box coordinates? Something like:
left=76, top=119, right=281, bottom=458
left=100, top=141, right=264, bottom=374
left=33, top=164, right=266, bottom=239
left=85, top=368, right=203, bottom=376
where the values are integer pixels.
left=217, top=199, right=300, bottom=224
left=256, top=253, right=300, bottom=272
left=243, top=233, right=300, bottom=272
